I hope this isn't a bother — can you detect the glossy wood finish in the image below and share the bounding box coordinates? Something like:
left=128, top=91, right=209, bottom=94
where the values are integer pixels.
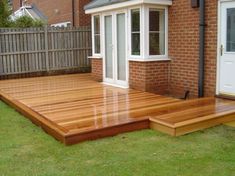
left=0, top=74, right=179, bottom=145
left=1, top=74, right=235, bottom=145
left=150, top=97, right=235, bottom=136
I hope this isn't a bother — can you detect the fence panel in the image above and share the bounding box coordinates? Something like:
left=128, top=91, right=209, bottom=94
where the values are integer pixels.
left=0, top=26, right=92, bottom=76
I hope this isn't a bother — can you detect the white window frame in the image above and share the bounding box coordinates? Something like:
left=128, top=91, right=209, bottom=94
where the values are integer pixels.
left=146, top=6, right=168, bottom=58
left=145, top=5, right=168, bottom=60
left=128, top=6, right=143, bottom=59
left=128, top=5, right=169, bottom=62
left=115, top=9, right=129, bottom=87
left=92, top=14, right=102, bottom=57
left=102, top=12, right=114, bottom=84
left=90, top=4, right=169, bottom=61
left=51, top=21, right=71, bottom=28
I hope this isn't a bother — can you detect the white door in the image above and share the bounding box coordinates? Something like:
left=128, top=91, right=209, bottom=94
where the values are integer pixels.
left=219, top=1, right=235, bottom=96
left=103, top=12, right=128, bottom=88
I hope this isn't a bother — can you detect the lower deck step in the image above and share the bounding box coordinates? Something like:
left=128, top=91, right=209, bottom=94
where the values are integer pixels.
left=149, top=97, right=235, bottom=136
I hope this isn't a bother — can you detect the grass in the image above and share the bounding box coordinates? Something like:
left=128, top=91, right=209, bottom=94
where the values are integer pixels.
left=1, top=100, right=235, bottom=176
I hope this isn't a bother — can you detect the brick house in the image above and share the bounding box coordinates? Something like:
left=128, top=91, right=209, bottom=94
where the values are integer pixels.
left=84, top=0, right=235, bottom=98
left=12, top=0, right=91, bottom=27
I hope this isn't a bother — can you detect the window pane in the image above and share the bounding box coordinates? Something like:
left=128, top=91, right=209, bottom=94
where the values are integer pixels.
left=93, top=15, right=100, bottom=54
left=131, top=9, right=140, bottom=32
left=131, top=9, right=140, bottom=55
left=117, top=13, right=126, bottom=81
left=132, top=33, right=140, bottom=55
left=105, top=16, right=113, bottom=79
left=149, top=33, right=165, bottom=55
left=94, top=16, right=100, bottom=34
left=227, top=8, right=235, bottom=52
left=149, top=9, right=165, bottom=55
left=95, top=35, right=100, bottom=53
left=149, top=11, right=160, bottom=31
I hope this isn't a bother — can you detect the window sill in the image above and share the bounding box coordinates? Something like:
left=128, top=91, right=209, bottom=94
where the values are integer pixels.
left=128, top=57, right=171, bottom=62
left=88, top=56, right=103, bottom=59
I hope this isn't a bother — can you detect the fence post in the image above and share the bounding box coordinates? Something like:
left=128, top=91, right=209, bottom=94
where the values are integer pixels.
left=44, top=25, right=49, bottom=72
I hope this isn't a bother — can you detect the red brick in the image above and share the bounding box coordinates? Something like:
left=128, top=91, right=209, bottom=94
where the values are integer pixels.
left=12, top=0, right=91, bottom=26
left=168, top=0, right=217, bottom=98
left=91, top=58, right=103, bottom=82
left=129, top=61, right=170, bottom=94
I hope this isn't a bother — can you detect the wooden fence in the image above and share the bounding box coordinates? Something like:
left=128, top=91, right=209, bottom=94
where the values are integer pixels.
left=0, top=26, right=92, bottom=76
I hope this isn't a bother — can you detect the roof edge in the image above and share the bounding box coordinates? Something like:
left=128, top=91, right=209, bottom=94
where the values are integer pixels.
left=85, top=0, right=172, bottom=14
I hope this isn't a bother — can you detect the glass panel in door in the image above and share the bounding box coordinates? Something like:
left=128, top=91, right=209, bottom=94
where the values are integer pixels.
left=227, top=8, right=235, bottom=52
left=117, top=13, right=126, bottom=81
left=105, top=16, right=113, bottom=79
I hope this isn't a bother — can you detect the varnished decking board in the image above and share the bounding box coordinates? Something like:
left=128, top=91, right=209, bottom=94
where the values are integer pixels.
left=0, top=74, right=179, bottom=145
left=150, top=98, right=235, bottom=136
left=1, top=74, right=235, bottom=145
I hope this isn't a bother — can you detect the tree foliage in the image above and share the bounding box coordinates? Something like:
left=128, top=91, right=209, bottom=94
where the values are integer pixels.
left=0, top=0, right=12, bottom=27
left=0, top=0, right=45, bottom=28
left=13, top=16, right=45, bottom=28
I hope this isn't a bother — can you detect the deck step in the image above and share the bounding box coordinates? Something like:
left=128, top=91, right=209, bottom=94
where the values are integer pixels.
left=150, top=97, right=235, bottom=136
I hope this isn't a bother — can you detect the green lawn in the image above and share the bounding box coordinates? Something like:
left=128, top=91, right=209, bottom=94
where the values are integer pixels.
left=1, top=100, right=235, bottom=176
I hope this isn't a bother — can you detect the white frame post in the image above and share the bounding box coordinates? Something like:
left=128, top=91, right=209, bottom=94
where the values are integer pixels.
left=91, top=14, right=102, bottom=57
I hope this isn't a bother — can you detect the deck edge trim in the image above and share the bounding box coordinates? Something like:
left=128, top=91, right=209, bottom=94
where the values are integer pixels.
left=0, top=90, right=67, bottom=144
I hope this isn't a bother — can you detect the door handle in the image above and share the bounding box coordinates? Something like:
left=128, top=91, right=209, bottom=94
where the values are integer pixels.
left=220, top=44, right=224, bottom=56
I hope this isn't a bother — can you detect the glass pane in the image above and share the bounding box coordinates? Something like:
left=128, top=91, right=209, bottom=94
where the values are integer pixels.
left=117, top=13, right=126, bottom=81
left=149, top=32, right=165, bottom=55
left=149, top=10, right=160, bottom=31
left=95, top=35, right=100, bottom=53
left=105, top=16, right=113, bottom=79
left=227, top=8, right=235, bottom=52
left=94, top=16, right=100, bottom=34
left=131, top=9, right=140, bottom=32
left=132, top=33, right=140, bottom=55
left=149, top=9, right=165, bottom=55
left=94, top=15, right=100, bottom=53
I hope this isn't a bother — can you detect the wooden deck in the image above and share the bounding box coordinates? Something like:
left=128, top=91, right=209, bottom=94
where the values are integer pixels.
left=1, top=74, right=235, bottom=145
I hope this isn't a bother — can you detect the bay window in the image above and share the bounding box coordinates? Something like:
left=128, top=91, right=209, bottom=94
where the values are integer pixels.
left=91, top=6, right=167, bottom=60
left=129, top=6, right=167, bottom=60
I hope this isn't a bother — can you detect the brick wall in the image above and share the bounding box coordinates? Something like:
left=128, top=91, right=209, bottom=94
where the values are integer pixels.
left=78, top=0, right=91, bottom=26
left=12, top=0, right=91, bottom=27
left=168, top=0, right=217, bottom=98
left=91, top=59, right=169, bottom=94
left=87, top=0, right=219, bottom=98
left=168, top=0, right=199, bottom=98
left=12, top=0, right=21, bottom=11
left=204, top=0, right=218, bottom=96
left=129, top=61, right=170, bottom=94
left=91, top=58, right=103, bottom=82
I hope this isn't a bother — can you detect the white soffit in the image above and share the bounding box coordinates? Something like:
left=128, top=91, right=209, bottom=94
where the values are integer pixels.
left=85, top=0, right=172, bottom=14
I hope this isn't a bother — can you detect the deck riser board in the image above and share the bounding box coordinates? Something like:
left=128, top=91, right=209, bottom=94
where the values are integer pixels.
left=0, top=92, right=66, bottom=143
left=65, top=120, right=150, bottom=145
